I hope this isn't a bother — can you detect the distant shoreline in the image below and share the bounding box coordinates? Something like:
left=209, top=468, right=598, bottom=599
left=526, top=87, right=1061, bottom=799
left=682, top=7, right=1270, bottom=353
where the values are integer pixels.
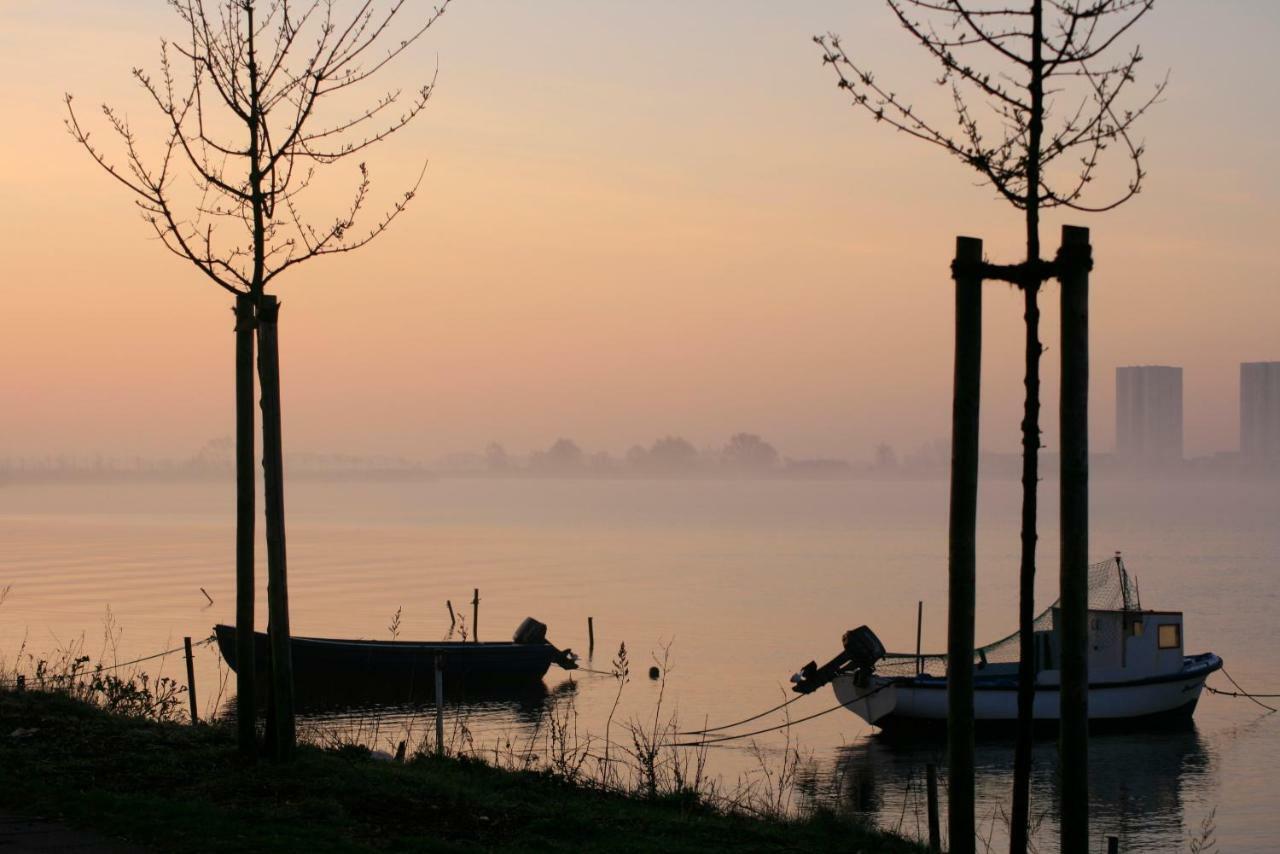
left=3, top=462, right=1277, bottom=485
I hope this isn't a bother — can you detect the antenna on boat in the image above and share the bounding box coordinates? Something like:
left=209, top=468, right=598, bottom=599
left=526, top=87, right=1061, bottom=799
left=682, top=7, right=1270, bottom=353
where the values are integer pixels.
left=1115, top=551, right=1135, bottom=611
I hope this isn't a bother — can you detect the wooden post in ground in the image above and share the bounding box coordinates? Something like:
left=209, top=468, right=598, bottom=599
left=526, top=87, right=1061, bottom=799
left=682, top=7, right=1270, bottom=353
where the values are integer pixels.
left=926, top=763, right=941, bottom=852
left=184, top=636, right=199, bottom=725
left=257, top=294, right=295, bottom=760
left=1058, top=225, right=1092, bottom=852
left=947, top=235, right=983, bottom=854
left=234, top=294, right=256, bottom=756
left=1107, top=836, right=1119, bottom=854
left=434, top=653, right=445, bottom=756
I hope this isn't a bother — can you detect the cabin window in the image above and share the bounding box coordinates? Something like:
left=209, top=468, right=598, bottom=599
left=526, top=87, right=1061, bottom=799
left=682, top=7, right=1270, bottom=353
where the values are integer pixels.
left=1131, top=621, right=1144, bottom=637
left=1157, top=624, right=1181, bottom=650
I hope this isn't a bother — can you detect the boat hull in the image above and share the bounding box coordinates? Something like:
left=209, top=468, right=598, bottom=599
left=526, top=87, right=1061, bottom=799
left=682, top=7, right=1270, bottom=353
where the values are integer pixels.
left=214, top=624, right=565, bottom=688
left=833, top=653, right=1222, bottom=735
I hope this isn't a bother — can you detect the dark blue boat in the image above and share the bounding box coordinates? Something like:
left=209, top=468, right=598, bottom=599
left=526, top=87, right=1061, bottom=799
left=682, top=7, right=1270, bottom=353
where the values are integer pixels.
left=214, top=619, right=578, bottom=689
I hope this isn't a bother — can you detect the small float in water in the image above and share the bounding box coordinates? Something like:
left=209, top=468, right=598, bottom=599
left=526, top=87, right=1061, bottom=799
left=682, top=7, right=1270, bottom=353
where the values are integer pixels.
left=214, top=616, right=578, bottom=692
left=790, top=554, right=1222, bottom=733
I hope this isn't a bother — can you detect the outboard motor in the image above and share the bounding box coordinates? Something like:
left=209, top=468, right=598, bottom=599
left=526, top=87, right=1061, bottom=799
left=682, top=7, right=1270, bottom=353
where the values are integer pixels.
left=842, top=626, right=886, bottom=671
left=790, top=625, right=886, bottom=694
left=512, top=617, right=548, bottom=645
left=512, top=617, right=580, bottom=671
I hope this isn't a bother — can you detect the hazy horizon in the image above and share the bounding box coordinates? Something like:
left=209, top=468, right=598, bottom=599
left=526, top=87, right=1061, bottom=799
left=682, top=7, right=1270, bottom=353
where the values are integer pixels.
left=3, top=1, right=1278, bottom=462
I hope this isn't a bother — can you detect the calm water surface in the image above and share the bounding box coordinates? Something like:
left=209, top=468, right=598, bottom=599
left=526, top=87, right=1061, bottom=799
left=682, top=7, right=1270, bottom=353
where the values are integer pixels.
left=2, top=477, right=1277, bottom=852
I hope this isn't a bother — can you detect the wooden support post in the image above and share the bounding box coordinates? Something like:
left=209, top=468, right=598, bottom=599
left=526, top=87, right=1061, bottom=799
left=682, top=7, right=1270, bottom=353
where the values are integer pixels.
left=434, top=653, right=445, bottom=756
left=947, top=236, right=982, bottom=854
left=472, top=588, right=479, bottom=643
left=1059, top=225, right=1092, bottom=853
left=1107, top=836, right=1119, bottom=854
left=588, top=616, right=595, bottom=656
left=184, top=636, right=199, bottom=725
left=926, top=763, right=941, bottom=853
left=258, top=295, right=295, bottom=760
left=915, top=601, right=924, bottom=675
left=234, top=294, right=256, bottom=757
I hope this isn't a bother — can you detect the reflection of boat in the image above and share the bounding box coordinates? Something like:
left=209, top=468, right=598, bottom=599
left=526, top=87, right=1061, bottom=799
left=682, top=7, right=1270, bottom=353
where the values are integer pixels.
left=792, top=555, right=1222, bottom=733
left=214, top=617, right=579, bottom=693
left=813, top=727, right=1211, bottom=850
left=287, top=672, right=558, bottom=713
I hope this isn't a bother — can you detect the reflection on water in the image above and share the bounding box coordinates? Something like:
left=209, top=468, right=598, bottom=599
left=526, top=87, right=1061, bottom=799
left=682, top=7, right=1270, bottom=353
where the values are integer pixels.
left=809, top=727, right=1214, bottom=851
left=290, top=674, right=567, bottom=721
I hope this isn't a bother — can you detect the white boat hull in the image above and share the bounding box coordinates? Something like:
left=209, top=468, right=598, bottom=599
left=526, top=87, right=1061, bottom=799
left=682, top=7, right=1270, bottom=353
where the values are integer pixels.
left=832, top=653, right=1222, bottom=732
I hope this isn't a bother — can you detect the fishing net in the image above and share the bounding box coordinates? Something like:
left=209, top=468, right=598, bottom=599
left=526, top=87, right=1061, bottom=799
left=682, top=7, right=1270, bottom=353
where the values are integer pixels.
left=878, top=555, right=1139, bottom=678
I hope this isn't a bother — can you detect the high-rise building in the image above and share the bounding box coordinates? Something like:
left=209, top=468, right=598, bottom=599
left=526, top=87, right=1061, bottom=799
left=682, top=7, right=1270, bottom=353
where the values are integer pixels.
left=1115, top=366, right=1183, bottom=464
left=1241, top=361, right=1280, bottom=462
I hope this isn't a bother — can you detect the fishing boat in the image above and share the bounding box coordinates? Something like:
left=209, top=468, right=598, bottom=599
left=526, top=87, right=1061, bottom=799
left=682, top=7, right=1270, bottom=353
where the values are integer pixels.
left=790, top=555, right=1222, bottom=733
left=214, top=617, right=579, bottom=689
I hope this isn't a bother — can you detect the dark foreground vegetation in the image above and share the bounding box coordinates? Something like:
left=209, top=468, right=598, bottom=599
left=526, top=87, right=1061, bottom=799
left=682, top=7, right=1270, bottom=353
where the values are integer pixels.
left=0, top=689, right=924, bottom=853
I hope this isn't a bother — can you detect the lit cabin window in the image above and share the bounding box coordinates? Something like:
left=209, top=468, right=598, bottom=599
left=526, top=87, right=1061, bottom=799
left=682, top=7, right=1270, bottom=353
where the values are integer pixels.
left=1157, top=624, right=1181, bottom=650
left=1131, top=621, right=1144, bottom=637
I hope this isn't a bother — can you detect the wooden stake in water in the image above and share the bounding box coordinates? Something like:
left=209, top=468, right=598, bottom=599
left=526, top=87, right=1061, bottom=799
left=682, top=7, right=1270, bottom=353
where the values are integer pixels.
left=472, top=588, right=479, bottom=643
left=915, top=601, right=924, bottom=676
left=926, top=763, right=941, bottom=853
left=184, top=636, right=199, bottom=725
left=588, top=616, right=595, bottom=656
left=434, top=653, right=445, bottom=756
left=1107, top=837, right=1119, bottom=854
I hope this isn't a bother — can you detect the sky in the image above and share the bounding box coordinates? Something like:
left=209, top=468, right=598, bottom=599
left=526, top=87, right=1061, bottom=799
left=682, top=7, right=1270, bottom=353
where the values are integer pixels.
left=1, top=1, right=1278, bottom=462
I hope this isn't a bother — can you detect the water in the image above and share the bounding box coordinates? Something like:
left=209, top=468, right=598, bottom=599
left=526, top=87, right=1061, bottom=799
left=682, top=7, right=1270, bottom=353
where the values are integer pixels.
left=2, top=476, right=1277, bottom=851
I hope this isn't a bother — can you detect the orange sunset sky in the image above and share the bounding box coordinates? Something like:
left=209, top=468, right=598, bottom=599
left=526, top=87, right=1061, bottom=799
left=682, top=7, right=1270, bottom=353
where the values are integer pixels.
left=2, top=1, right=1277, bottom=462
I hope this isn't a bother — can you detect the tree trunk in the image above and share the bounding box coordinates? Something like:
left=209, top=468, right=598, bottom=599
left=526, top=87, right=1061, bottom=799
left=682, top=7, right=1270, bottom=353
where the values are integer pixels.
left=947, top=236, right=983, bottom=854
left=1010, top=282, right=1040, bottom=854
left=257, top=294, right=295, bottom=760
left=1058, top=225, right=1092, bottom=852
left=234, top=295, right=257, bottom=757
left=1010, top=3, right=1045, bottom=851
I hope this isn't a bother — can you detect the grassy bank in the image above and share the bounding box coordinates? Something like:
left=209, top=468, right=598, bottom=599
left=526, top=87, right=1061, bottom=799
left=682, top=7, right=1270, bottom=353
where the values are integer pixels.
left=0, top=689, right=925, bottom=853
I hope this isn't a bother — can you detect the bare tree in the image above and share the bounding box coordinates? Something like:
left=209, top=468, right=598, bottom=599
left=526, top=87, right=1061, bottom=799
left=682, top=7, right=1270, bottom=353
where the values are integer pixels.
left=66, top=0, right=451, bottom=759
left=816, top=2, right=1161, bottom=851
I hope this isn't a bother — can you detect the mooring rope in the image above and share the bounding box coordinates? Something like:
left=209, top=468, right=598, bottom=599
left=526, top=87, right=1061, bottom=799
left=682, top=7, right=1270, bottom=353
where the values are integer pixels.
left=668, top=682, right=893, bottom=748
left=3, top=637, right=215, bottom=687
left=677, top=692, right=808, bottom=736
left=1206, top=668, right=1279, bottom=713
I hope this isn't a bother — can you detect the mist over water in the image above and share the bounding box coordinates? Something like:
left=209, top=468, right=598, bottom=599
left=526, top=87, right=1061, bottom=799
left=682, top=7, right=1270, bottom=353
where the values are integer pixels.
left=2, top=475, right=1277, bottom=851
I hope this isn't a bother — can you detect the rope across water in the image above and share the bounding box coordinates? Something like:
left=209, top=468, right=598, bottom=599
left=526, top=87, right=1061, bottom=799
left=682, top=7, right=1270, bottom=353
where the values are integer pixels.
left=668, top=683, right=893, bottom=748
left=1206, top=668, right=1279, bottom=712
left=1, top=637, right=215, bottom=688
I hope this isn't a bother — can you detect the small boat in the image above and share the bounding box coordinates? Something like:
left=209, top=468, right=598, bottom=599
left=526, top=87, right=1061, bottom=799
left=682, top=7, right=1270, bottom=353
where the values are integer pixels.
left=214, top=617, right=579, bottom=688
left=791, top=554, right=1222, bottom=733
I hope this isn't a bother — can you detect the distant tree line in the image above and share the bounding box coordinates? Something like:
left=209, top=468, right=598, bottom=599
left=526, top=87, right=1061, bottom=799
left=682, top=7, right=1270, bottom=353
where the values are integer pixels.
left=480, top=433, right=848, bottom=478
left=10, top=437, right=1263, bottom=484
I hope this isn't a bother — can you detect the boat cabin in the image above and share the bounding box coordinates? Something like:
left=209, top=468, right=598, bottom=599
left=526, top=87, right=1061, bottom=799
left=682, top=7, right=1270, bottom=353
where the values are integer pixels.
left=1032, top=609, right=1185, bottom=684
